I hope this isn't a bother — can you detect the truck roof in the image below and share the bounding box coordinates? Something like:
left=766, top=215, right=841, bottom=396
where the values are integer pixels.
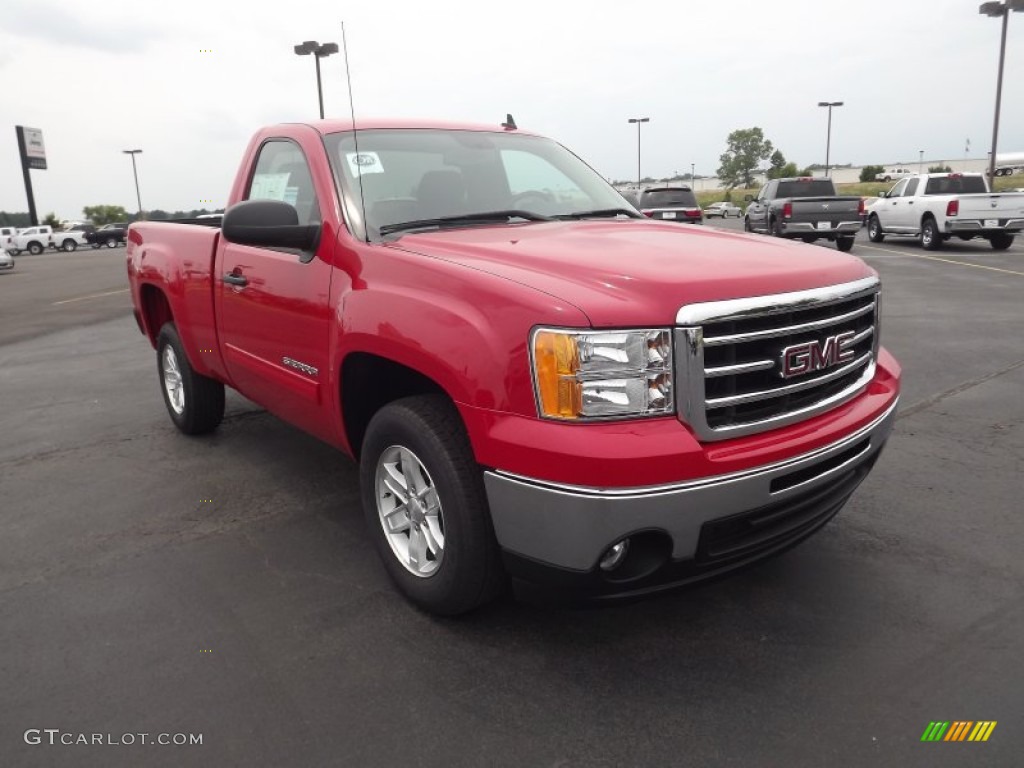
left=271, top=118, right=542, bottom=137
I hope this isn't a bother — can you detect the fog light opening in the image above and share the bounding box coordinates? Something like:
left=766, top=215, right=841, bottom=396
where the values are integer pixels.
left=599, top=539, right=631, bottom=572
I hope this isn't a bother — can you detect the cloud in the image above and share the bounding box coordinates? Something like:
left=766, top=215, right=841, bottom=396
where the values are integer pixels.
left=0, top=0, right=165, bottom=53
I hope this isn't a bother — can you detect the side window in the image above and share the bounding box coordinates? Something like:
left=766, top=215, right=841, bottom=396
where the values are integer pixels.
left=890, top=179, right=909, bottom=198
left=247, top=140, right=320, bottom=226
left=904, top=178, right=919, bottom=196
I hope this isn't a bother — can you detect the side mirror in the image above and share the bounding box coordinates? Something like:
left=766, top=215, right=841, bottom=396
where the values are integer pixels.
left=743, top=194, right=753, bottom=202
left=222, top=200, right=320, bottom=251
left=880, top=191, right=888, bottom=198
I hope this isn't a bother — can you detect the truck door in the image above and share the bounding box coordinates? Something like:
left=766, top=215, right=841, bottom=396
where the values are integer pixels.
left=879, top=178, right=909, bottom=232
left=894, top=177, right=921, bottom=232
left=215, top=138, right=336, bottom=443
left=747, top=181, right=774, bottom=231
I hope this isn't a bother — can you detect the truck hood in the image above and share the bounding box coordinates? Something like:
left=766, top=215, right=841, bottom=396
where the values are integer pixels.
left=389, top=220, right=874, bottom=327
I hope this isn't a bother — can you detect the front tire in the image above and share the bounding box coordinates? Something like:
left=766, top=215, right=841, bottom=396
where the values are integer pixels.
left=360, top=395, right=503, bottom=616
left=990, top=233, right=1014, bottom=251
left=836, top=236, right=855, bottom=252
left=156, top=323, right=225, bottom=435
left=921, top=217, right=942, bottom=251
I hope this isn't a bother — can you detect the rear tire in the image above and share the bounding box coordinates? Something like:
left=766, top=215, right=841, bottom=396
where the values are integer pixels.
left=743, top=217, right=752, bottom=232
left=990, top=233, right=1014, bottom=251
left=770, top=217, right=785, bottom=237
left=867, top=215, right=885, bottom=242
left=27, top=241, right=44, bottom=256
left=156, top=323, right=225, bottom=435
left=105, top=237, right=118, bottom=248
left=921, top=217, right=942, bottom=251
left=62, top=239, right=77, bottom=252
left=836, top=236, right=855, bottom=252
left=360, top=395, right=504, bottom=616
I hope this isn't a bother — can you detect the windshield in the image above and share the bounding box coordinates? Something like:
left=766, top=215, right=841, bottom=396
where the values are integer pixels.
left=924, top=176, right=988, bottom=195
left=324, top=129, right=634, bottom=240
left=775, top=180, right=837, bottom=198
left=640, top=189, right=697, bottom=208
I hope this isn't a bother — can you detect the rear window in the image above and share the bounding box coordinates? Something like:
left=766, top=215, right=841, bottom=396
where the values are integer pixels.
left=640, top=188, right=697, bottom=208
left=775, top=180, right=837, bottom=198
left=924, top=176, right=987, bottom=195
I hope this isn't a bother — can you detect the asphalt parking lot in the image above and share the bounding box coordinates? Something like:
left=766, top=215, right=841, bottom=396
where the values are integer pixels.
left=2, top=227, right=1022, bottom=767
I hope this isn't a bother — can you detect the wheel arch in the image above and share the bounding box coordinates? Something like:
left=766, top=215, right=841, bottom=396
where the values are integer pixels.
left=340, top=352, right=453, bottom=461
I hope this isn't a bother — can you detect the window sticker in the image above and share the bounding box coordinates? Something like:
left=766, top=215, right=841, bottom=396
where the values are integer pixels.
left=249, top=172, right=290, bottom=201
left=283, top=187, right=299, bottom=206
left=346, top=151, right=384, bottom=176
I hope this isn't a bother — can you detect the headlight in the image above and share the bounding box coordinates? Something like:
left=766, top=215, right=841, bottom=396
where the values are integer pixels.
left=531, top=328, right=673, bottom=420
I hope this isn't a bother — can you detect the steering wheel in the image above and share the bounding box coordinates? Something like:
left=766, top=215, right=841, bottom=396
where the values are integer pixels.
left=511, top=190, right=555, bottom=212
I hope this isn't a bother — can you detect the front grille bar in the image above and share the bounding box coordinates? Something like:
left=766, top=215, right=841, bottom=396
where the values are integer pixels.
left=702, top=300, right=875, bottom=347
left=706, top=351, right=871, bottom=409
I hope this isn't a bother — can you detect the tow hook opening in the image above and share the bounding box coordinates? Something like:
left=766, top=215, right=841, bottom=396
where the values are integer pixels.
left=598, top=531, right=672, bottom=583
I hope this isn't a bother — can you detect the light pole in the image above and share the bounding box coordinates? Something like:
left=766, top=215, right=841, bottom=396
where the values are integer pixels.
left=294, top=40, right=339, bottom=119
left=691, top=162, right=696, bottom=191
left=627, top=117, right=649, bottom=190
left=817, top=101, right=843, bottom=177
left=122, top=149, right=143, bottom=219
left=979, top=1, right=1024, bottom=181
left=919, top=149, right=924, bottom=173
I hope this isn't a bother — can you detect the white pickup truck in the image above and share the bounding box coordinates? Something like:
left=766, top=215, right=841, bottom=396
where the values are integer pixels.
left=866, top=173, right=1024, bottom=251
left=5, top=225, right=54, bottom=255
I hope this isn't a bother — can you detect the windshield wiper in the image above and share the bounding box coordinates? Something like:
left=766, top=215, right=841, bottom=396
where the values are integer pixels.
left=553, top=208, right=642, bottom=220
left=379, top=210, right=553, bottom=236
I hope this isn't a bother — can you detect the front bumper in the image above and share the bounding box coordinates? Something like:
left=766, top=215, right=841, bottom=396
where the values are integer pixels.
left=780, top=220, right=861, bottom=237
left=484, top=398, right=897, bottom=602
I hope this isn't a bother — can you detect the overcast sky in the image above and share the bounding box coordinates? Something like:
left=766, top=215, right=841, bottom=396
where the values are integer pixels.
left=1, top=0, right=1021, bottom=219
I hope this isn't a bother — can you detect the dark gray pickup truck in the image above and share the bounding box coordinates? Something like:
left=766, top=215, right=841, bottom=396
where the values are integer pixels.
left=744, top=177, right=863, bottom=252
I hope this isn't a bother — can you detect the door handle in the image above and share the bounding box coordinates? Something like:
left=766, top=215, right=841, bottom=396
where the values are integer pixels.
left=222, top=272, right=248, bottom=287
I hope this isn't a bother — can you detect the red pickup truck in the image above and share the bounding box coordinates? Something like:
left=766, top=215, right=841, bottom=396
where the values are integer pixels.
left=127, top=119, right=901, bottom=615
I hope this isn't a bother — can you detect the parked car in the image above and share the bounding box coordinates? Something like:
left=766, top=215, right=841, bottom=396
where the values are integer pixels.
left=703, top=202, right=743, bottom=219
left=50, top=228, right=91, bottom=252
left=744, top=177, right=863, bottom=251
left=126, top=118, right=900, bottom=615
left=866, top=173, right=1024, bottom=250
left=639, top=186, right=703, bottom=223
left=876, top=167, right=914, bottom=183
left=0, top=248, right=13, bottom=271
left=85, top=223, right=129, bottom=248
left=7, top=225, right=54, bottom=255
left=1, top=226, right=19, bottom=253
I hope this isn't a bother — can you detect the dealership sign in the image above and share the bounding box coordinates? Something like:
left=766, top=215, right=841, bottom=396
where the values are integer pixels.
left=17, top=126, right=47, bottom=169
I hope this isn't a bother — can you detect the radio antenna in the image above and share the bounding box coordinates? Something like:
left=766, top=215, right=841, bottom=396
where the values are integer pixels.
left=340, top=22, right=369, bottom=242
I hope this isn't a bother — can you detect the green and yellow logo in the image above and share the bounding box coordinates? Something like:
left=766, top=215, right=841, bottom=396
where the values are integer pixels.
left=921, top=721, right=997, bottom=742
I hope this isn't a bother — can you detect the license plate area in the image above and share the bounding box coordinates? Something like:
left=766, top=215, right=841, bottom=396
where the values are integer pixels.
left=662, top=211, right=676, bottom=219
left=983, top=218, right=1000, bottom=228
left=816, top=221, right=831, bottom=230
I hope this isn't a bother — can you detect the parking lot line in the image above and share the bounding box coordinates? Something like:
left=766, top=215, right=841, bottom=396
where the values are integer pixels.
left=858, top=244, right=1024, bottom=277
left=52, top=288, right=130, bottom=306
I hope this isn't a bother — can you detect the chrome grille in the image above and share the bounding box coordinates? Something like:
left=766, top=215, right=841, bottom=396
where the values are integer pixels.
left=675, top=277, right=880, bottom=440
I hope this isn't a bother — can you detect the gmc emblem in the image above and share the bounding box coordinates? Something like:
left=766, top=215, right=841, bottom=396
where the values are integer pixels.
left=780, top=331, right=857, bottom=379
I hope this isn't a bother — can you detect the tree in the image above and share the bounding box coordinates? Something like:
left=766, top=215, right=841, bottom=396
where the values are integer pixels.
left=717, top=127, right=774, bottom=188
left=82, top=205, right=129, bottom=225
left=42, top=212, right=61, bottom=228
left=928, top=164, right=953, bottom=173
left=860, top=165, right=884, bottom=183
left=767, top=149, right=799, bottom=179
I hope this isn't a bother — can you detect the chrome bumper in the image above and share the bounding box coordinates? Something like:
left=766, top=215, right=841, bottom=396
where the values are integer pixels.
left=945, top=218, right=1024, bottom=233
left=782, top=221, right=861, bottom=235
left=484, top=399, right=898, bottom=572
